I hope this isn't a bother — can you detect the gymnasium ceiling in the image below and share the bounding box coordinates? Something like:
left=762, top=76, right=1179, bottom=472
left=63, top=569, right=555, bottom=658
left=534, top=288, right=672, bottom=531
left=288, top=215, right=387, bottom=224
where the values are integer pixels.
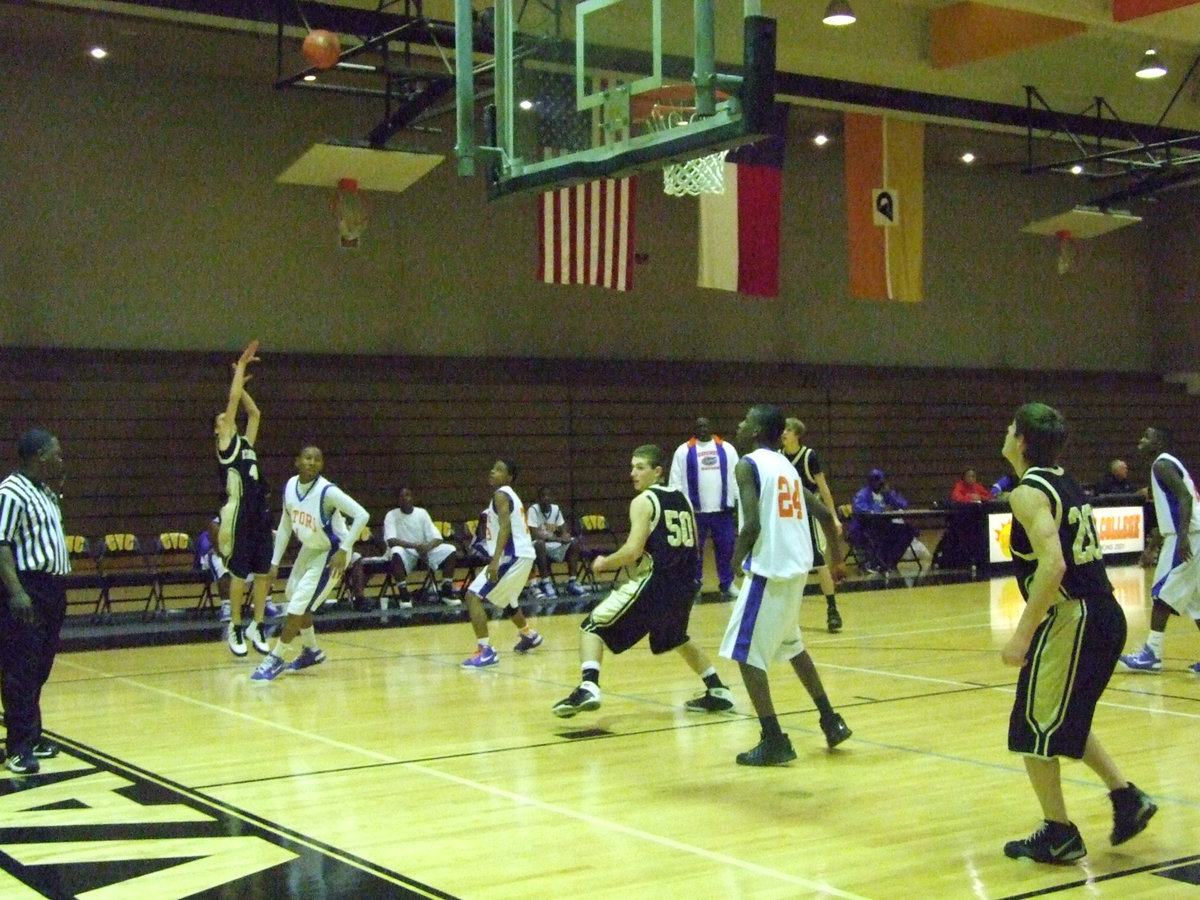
left=6, top=0, right=1200, bottom=193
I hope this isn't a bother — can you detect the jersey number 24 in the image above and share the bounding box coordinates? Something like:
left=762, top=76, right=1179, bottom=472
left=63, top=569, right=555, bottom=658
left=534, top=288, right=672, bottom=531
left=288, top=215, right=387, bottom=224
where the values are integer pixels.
left=776, top=476, right=806, bottom=519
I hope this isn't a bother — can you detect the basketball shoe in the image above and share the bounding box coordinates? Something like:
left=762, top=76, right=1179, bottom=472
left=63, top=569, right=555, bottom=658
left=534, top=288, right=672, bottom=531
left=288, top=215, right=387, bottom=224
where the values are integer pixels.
left=513, top=630, right=544, bottom=653
left=1110, top=783, right=1157, bottom=845
left=461, top=645, right=499, bottom=668
left=821, top=713, right=853, bottom=749
left=736, top=733, right=796, bottom=766
left=684, top=687, right=735, bottom=712
left=1119, top=646, right=1163, bottom=672
left=288, top=647, right=326, bottom=671
left=250, top=654, right=286, bottom=682
left=227, top=624, right=247, bottom=657
left=244, top=621, right=270, bottom=655
left=552, top=683, right=601, bottom=718
left=826, top=601, right=843, bottom=633
left=1004, top=820, right=1086, bottom=863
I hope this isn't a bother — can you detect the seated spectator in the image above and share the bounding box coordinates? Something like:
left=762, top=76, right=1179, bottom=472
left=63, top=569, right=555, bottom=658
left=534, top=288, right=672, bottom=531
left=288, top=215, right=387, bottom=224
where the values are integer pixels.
left=1094, top=458, right=1147, bottom=497
left=382, top=488, right=462, bottom=606
left=848, top=469, right=930, bottom=572
left=940, top=468, right=991, bottom=569
left=527, top=487, right=587, bottom=598
left=951, top=468, right=993, bottom=503
left=342, top=526, right=381, bottom=610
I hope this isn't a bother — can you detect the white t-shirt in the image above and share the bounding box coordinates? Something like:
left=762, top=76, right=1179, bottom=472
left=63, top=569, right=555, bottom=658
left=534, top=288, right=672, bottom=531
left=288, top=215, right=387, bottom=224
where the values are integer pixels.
left=527, top=502, right=566, bottom=545
left=383, top=506, right=441, bottom=546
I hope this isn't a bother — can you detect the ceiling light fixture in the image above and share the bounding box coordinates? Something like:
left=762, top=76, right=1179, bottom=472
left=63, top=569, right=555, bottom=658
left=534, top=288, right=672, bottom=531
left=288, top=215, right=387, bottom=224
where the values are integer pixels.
left=961, top=152, right=976, bottom=164
left=1135, top=49, right=1167, bottom=79
left=822, top=0, right=856, bottom=26
left=1070, top=164, right=1084, bottom=175
left=89, top=46, right=108, bottom=60
left=813, top=133, right=829, bottom=146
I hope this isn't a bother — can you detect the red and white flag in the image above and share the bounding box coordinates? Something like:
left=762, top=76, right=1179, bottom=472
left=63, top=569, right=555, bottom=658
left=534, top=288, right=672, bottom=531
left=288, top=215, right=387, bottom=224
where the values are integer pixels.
left=697, top=105, right=788, bottom=298
left=538, top=177, right=637, bottom=292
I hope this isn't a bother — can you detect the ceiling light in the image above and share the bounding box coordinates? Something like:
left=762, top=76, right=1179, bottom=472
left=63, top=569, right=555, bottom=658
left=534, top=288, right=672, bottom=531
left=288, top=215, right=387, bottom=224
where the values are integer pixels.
left=1070, top=164, right=1084, bottom=175
left=89, top=46, right=108, bottom=60
left=822, top=0, right=856, bottom=26
left=1135, top=49, right=1167, bottom=79
left=303, top=74, right=317, bottom=82
left=961, top=152, right=976, bottom=164
left=813, top=133, right=829, bottom=146
left=518, top=99, right=534, bottom=111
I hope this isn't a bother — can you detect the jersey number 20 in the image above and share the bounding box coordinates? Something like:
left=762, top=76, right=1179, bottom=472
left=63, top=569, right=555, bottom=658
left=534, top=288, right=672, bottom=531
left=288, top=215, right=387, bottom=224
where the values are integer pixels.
left=1068, top=505, right=1103, bottom=564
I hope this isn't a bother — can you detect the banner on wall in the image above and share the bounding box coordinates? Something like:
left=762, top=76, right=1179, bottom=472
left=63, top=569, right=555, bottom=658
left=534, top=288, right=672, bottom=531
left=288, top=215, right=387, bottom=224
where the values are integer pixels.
left=987, top=505, right=1145, bottom=564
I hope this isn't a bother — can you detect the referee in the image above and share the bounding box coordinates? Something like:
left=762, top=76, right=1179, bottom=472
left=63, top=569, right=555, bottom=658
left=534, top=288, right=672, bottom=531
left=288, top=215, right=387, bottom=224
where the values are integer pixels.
left=0, top=429, right=70, bottom=776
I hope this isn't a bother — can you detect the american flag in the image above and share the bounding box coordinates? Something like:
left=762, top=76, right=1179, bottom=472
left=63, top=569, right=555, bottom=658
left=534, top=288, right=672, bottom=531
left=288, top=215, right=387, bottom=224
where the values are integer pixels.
left=538, top=176, right=637, bottom=292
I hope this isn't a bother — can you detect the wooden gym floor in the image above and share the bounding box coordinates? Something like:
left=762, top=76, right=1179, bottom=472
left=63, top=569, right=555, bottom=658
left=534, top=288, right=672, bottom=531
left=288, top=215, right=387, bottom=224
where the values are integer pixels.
left=4, top=564, right=1199, bottom=899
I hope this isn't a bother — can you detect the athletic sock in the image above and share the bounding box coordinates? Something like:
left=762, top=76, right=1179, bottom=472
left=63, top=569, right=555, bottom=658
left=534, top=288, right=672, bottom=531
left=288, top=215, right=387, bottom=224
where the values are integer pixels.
left=701, top=669, right=724, bottom=690
left=759, top=715, right=783, bottom=739
left=581, top=663, right=600, bottom=688
left=1146, top=631, right=1165, bottom=656
left=813, top=694, right=835, bottom=721
left=299, top=626, right=317, bottom=649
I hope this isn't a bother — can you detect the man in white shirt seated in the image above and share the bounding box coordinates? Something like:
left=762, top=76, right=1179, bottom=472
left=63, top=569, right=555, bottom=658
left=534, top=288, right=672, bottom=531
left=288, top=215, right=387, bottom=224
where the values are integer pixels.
left=383, top=488, right=462, bottom=605
left=527, top=487, right=587, bottom=599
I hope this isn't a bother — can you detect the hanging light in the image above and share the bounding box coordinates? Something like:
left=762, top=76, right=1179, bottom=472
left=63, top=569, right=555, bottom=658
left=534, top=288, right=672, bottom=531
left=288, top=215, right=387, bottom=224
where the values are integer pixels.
left=822, top=0, right=856, bottom=26
left=1135, top=49, right=1167, bottom=79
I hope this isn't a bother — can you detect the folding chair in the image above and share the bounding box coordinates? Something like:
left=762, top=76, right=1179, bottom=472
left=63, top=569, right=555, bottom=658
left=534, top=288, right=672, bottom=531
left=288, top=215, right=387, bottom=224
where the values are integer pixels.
left=62, top=535, right=104, bottom=618
left=149, top=531, right=212, bottom=618
left=95, top=533, right=156, bottom=621
left=576, top=514, right=623, bottom=593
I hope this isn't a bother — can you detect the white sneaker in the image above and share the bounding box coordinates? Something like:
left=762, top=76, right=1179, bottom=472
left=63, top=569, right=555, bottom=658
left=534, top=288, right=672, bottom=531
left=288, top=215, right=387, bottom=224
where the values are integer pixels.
left=542, top=579, right=559, bottom=598
left=227, top=624, right=247, bottom=657
left=244, top=621, right=271, bottom=655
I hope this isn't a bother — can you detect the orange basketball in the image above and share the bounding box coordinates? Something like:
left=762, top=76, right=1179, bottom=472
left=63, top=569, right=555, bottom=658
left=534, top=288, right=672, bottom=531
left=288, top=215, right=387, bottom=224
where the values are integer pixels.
left=302, top=29, right=340, bottom=70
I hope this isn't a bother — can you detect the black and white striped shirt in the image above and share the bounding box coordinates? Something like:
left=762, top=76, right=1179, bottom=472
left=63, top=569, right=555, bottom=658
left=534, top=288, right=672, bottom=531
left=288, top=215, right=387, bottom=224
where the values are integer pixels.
left=0, top=471, right=70, bottom=575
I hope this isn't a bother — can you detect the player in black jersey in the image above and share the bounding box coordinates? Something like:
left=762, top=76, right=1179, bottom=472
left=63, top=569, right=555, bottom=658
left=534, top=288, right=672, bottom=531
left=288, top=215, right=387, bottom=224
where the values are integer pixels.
left=214, top=341, right=275, bottom=657
left=552, top=444, right=735, bottom=718
left=782, top=418, right=843, bottom=632
left=999, top=403, right=1156, bottom=864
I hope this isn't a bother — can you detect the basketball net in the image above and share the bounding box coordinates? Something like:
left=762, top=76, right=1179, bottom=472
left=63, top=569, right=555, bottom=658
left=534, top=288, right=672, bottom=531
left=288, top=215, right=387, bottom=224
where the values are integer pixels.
left=646, top=107, right=728, bottom=197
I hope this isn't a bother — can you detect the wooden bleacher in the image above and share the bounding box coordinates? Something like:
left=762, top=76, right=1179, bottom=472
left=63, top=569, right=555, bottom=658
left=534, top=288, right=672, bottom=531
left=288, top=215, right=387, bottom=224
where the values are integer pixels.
left=2, top=348, right=1198, bottom=619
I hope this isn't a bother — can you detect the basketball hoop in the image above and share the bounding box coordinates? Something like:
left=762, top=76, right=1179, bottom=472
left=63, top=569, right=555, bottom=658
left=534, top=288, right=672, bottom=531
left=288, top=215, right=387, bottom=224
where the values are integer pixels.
left=1054, top=228, right=1077, bottom=275
left=333, top=177, right=367, bottom=250
left=631, top=85, right=729, bottom=197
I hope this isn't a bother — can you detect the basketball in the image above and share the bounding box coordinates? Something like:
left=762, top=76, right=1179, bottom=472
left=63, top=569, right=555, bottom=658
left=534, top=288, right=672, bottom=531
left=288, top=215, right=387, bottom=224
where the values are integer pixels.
left=302, top=29, right=340, bottom=70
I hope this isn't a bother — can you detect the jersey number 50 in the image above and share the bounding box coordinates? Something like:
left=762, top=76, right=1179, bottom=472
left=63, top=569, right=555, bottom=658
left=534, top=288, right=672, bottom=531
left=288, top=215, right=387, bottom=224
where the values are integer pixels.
left=776, top=476, right=805, bottom=519
left=664, top=510, right=697, bottom=547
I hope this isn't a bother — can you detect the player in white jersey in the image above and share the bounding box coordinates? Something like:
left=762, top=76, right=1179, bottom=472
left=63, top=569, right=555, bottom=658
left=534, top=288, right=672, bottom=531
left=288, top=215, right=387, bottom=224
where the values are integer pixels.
left=719, top=404, right=851, bottom=766
left=251, top=445, right=369, bottom=682
left=461, top=459, right=542, bottom=668
left=1119, top=426, right=1200, bottom=674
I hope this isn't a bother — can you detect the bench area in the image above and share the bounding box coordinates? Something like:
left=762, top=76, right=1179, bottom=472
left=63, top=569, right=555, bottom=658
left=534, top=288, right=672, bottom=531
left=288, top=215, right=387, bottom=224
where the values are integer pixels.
left=3, top=348, right=1197, bottom=631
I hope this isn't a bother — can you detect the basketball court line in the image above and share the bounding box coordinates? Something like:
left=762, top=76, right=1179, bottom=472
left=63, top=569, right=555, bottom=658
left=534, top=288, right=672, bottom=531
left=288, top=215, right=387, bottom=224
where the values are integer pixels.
left=52, top=637, right=1200, bottom=898
left=51, top=657, right=873, bottom=899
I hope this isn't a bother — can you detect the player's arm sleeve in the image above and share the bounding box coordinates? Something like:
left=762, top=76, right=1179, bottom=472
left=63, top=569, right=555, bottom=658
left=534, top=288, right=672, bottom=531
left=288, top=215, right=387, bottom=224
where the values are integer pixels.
left=328, top=487, right=370, bottom=548
left=270, top=505, right=292, bottom=567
